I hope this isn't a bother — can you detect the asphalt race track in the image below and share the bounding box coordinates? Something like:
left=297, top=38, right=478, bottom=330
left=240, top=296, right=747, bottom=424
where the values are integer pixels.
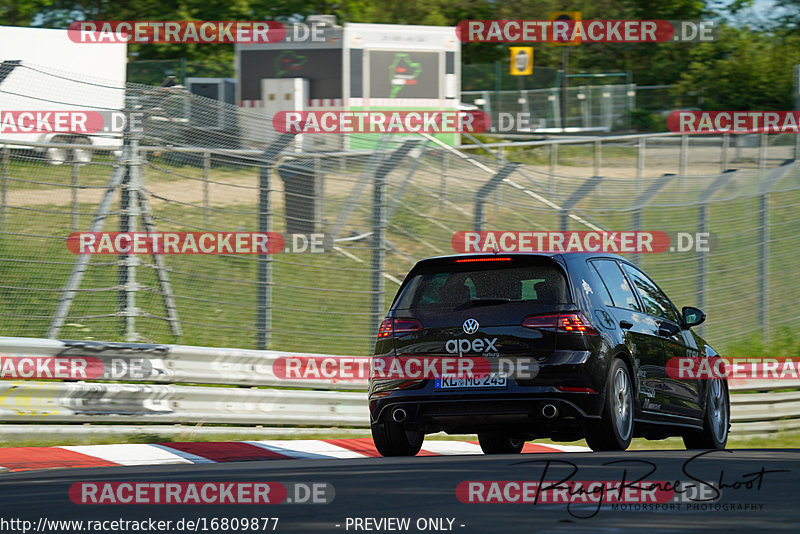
left=0, top=449, right=798, bottom=533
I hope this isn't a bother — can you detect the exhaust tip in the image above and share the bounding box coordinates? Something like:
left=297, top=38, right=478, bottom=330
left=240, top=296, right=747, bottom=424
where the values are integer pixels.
left=542, top=404, right=558, bottom=419
left=392, top=407, right=408, bottom=423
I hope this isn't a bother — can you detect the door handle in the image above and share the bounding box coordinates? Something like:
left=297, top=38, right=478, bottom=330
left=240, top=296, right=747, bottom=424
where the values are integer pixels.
left=619, top=320, right=633, bottom=330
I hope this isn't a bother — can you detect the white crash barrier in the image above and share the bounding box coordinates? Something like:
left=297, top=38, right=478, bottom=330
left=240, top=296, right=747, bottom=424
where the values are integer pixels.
left=0, top=336, right=369, bottom=390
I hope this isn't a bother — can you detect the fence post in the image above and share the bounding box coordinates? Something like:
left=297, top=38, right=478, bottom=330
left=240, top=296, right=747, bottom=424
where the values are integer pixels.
left=439, top=149, right=448, bottom=209
left=721, top=133, right=729, bottom=172
left=372, top=141, right=420, bottom=330
left=594, top=139, right=601, bottom=177
left=636, top=137, right=645, bottom=194
left=549, top=143, right=557, bottom=195
left=697, top=203, right=707, bottom=337
left=257, top=134, right=296, bottom=350
left=551, top=89, right=560, bottom=129
left=795, top=132, right=800, bottom=161
left=631, top=175, right=676, bottom=266
left=602, top=90, right=612, bottom=130
left=372, top=163, right=387, bottom=336
left=559, top=175, right=602, bottom=232
left=474, top=163, right=520, bottom=232
left=314, top=155, right=324, bottom=230
left=758, top=192, right=768, bottom=343
left=752, top=164, right=791, bottom=345
left=626, top=82, right=635, bottom=131
left=696, top=172, right=736, bottom=338
left=71, top=162, right=80, bottom=232
left=578, top=86, right=588, bottom=128
left=679, top=134, right=688, bottom=183
left=1, top=146, right=8, bottom=231
left=203, top=151, right=211, bottom=228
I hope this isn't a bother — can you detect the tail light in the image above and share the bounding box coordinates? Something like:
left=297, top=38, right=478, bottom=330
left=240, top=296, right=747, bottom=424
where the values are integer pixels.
left=377, top=318, right=423, bottom=338
left=557, top=313, right=598, bottom=334
left=556, top=386, right=598, bottom=393
left=522, top=313, right=598, bottom=335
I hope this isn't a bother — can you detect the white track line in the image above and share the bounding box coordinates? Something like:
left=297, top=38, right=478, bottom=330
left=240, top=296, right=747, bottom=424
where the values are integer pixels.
left=533, top=444, right=591, bottom=453
left=246, top=440, right=368, bottom=459
left=59, top=444, right=195, bottom=466
left=420, top=441, right=485, bottom=455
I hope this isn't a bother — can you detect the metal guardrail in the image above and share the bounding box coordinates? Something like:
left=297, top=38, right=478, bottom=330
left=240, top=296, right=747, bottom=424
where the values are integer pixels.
left=0, top=336, right=369, bottom=390
left=0, top=381, right=366, bottom=426
left=0, top=337, right=798, bottom=436
left=0, top=336, right=368, bottom=427
left=729, top=378, right=800, bottom=435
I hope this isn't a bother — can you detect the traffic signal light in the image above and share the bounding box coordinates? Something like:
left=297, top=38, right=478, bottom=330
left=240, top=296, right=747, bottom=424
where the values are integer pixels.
left=510, top=47, right=533, bottom=75
left=549, top=11, right=582, bottom=45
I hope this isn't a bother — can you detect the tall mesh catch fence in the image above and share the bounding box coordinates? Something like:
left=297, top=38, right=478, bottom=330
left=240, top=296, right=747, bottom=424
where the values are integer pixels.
left=1, top=63, right=799, bottom=356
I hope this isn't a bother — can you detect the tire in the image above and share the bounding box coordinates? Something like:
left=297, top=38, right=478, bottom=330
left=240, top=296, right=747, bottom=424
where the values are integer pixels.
left=683, top=378, right=729, bottom=450
left=586, top=359, right=634, bottom=451
left=478, top=432, right=525, bottom=454
left=371, top=420, right=424, bottom=457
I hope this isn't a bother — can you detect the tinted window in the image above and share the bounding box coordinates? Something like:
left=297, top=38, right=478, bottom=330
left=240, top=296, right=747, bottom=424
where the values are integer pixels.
left=620, top=263, right=679, bottom=322
left=394, top=265, right=568, bottom=310
left=590, top=260, right=641, bottom=311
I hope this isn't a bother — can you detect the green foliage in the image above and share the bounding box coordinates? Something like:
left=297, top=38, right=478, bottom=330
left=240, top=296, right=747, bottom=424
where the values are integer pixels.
left=726, top=328, right=800, bottom=358
left=7, top=0, right=799, bottom=109
left=630, top=108, right=667, bottom=132
left=0, top=0, right=51, bottom=26
left=672, top=26, right=800, bottom=110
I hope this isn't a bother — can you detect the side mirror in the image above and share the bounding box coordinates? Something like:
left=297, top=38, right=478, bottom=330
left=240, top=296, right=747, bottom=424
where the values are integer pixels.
left=682, top=306, right=706, bottom=328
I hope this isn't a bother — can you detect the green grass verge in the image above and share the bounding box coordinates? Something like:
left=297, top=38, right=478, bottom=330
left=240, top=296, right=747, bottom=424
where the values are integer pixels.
left=1, top=148, right=798, bottom=356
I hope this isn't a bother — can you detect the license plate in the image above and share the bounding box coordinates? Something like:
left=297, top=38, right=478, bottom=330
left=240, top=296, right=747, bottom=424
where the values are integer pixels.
left=434, top=374, right=507, bottom=389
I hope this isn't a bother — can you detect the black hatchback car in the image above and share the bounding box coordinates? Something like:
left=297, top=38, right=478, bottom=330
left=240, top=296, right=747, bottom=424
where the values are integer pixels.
left=369, top=253, right=729, bottom=455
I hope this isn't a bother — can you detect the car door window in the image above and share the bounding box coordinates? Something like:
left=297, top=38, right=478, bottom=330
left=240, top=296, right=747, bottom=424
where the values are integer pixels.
left=620, top=263, right=679, bottom=323
left=589, top=260, right=641, bottom=311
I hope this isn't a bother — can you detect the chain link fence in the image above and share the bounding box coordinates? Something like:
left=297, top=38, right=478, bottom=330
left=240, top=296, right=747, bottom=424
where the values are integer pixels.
left=463, top=84, right=682, bottom=132
left=463, top=84, right=635, bottom=131
left=1, top=63, right=799, bottom=356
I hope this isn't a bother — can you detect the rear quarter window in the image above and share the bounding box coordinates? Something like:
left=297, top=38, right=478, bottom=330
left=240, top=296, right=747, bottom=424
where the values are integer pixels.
left=589, top=259, right=642, bottom=312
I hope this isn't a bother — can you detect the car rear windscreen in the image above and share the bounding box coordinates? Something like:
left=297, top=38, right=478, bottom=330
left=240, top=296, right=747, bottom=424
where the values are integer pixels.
left=393, top=262, right=569, bottom=310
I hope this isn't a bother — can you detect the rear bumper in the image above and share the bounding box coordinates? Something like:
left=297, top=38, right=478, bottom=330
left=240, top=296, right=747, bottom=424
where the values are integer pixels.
left=367, top=350, right=609, bottom=435
left=369, top=382, right=604, bottom=435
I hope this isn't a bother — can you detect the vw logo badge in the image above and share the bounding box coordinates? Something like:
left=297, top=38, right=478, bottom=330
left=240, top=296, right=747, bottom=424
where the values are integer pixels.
left=463, top=318, right=480, bottom=334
